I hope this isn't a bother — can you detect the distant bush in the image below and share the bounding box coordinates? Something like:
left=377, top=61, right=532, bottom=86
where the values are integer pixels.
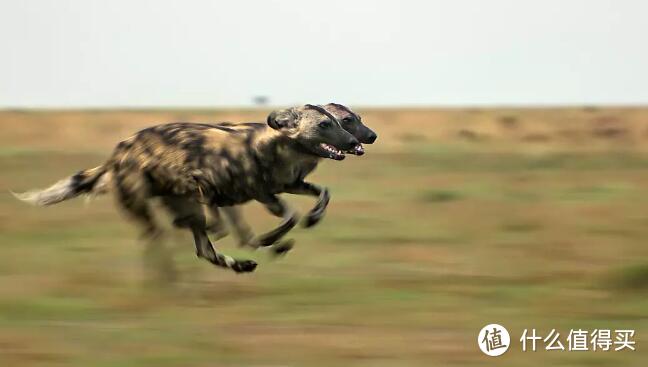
left=399, top=133, right=427, bottom=142
left=610, top=263, right=648, bottom=290
left=521, top=133, right=551, bottom=142
left=498, top=115, right=519, bottom=129
left=421, top=189, right=463, bottom=203
left=582, top=105, right=599, bottom=113
left=500, top=222, right=543, bottom=232
left=456, top=129, right=487, bottom=142
left=592, top=127, right=628, bottom=139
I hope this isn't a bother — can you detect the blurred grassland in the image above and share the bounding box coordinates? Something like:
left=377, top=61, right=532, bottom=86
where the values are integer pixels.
left=1, top=107, right=648, bottom=366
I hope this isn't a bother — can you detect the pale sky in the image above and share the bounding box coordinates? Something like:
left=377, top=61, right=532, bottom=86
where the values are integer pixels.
left=1, top=0, right=647, bottom=108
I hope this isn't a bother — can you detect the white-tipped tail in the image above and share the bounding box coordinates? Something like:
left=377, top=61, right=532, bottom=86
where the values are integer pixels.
left=11, top=177, right=78, bottom=206
left=12, top=165, right=109, bottom=207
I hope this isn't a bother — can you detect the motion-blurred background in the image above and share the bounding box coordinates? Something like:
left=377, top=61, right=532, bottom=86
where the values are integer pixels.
left=2, top=1, right=648, bottom=366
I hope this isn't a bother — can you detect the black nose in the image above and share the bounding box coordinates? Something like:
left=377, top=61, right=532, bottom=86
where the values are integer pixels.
left=366, top=132, right=377, bottom=144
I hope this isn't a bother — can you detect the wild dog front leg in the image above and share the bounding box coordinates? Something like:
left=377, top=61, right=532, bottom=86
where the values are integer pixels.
left=250, top=195, right=298, bottom=248
left=215, top=205, right=292, bottom=256
left=191, top=226, right=257, bottom=273
left=286, top=181, right=330, bottom=228
left=161, top=197, right=256, bottom=273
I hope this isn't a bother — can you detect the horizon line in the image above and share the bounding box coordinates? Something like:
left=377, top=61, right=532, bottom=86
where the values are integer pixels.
left=2, top=103, right=648, bottom=112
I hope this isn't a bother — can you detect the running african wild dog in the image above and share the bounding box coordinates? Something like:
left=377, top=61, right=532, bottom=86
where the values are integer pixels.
left=204, top=103, right=377, bottom=249
left=86, top=103, right=377, bottom=252
left=37, top=103, right=376, bottom=256
left=14, top=104, right=362, bottom=273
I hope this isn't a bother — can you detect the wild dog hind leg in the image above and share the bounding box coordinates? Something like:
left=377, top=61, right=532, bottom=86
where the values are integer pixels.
left=113, top=168, right=178, bottom=282
left=113, top=165, right=159, bottom=238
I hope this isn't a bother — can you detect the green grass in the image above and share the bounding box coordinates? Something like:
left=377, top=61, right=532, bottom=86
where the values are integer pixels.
left=2, top=111, right=648, bottom=366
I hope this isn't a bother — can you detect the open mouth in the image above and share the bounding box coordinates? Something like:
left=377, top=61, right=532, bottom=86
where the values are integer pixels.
left=319, top=143, right=346, bottom=160
left=346, top=144, right=364, bottom=156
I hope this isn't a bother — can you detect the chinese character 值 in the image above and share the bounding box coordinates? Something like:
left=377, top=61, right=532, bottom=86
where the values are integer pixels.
left=567, top=329, right=588, bottom=351
left=482, top=327, right=508, bottom=352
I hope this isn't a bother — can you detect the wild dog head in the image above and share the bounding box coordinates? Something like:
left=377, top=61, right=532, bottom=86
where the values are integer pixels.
left=324, top=103, right=377, bottom=156
left=267, top=104, right=360, bottom=161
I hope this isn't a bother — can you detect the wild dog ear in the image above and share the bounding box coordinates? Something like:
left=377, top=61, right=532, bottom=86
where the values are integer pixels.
left=267, top=108, right=298, bottom=130
left=326, top=103, right=357, bottom=120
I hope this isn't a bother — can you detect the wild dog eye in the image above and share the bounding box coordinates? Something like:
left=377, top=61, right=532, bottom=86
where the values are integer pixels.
left=319, top=120, right=332, bottom=128
left=342, top=117, right=353, bottom=123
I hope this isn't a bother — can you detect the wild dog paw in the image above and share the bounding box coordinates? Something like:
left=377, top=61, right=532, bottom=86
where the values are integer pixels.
left=249, top=235, right=275, bottom=248
left=250, top=216, right=298, bottom=248
left=302, top=189, right=329, bottom=228
left=271, top=239, right=295, bottom=257
left=231, top=259, right=258, bottom=273
left=302, top=209, right=326, bottom=228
